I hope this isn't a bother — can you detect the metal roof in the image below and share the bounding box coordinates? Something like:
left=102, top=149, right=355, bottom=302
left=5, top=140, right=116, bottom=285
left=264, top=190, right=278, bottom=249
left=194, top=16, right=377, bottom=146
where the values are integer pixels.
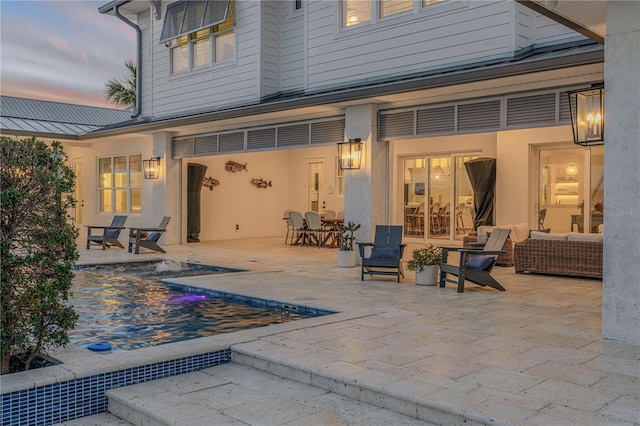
left=0, top=96, right=132, bottom=139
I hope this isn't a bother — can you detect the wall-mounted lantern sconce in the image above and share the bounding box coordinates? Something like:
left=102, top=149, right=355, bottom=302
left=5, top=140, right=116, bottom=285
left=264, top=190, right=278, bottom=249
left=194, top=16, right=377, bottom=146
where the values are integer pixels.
left=143, top=157, right=161, bottom=179
left=337, top=138, right=363, bottom=170
left=568, top=83, right=604, bottom=146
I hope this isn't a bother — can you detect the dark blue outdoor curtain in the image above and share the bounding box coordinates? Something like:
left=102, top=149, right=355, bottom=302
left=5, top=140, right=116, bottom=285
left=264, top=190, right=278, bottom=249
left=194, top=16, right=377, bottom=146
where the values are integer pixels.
left=160, top=0, right=231, bottom=44
left=187, top=163, right=207, bottom=243
left=464, top=157, right=496, bottom=230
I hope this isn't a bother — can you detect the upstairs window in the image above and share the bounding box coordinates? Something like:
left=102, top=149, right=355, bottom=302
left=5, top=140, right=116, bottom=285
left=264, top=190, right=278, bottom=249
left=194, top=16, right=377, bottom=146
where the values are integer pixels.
left=162, top=0, right=235, bottom=74
left=381, top=0, right=413, bottom=18
left=342, top=0, right=447, bottom=29
left=343, top=0, right=371, bottom=27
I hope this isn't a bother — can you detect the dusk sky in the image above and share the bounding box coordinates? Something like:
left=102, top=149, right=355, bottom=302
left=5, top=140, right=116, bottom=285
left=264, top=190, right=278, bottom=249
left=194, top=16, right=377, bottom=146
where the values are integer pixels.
left=1, top=1, right=136, bottom=109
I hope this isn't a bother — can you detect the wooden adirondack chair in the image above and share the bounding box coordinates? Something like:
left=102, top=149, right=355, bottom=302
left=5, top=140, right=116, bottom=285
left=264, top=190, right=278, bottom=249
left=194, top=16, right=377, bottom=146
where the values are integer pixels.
left=358, top=225, right=406, bottom=282
left=439, top=228, right=511, bottom=293
left=128, top=216, right=171, bottom=254
left=86, top=215, right=127, bottom=250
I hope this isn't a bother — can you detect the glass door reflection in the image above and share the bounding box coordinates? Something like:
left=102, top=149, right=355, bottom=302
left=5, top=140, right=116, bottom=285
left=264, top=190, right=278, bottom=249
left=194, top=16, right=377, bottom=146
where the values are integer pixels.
left=403, top=158, right=426, bottom=238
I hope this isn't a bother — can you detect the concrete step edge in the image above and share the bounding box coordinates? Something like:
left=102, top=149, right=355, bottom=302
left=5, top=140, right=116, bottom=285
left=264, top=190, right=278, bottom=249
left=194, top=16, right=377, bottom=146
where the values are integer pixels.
left=230, top=347, right=514, bottom=426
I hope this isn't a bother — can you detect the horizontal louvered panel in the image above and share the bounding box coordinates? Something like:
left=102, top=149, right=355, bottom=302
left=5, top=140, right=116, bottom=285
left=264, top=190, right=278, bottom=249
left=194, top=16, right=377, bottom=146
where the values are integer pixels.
left=507, top=93, right=556, bottom=126
left=247, top=128, right=276, bottom=150
left=311, top=119, right=345, bottom=145
left=559, top=91, right=573, bottom=123
left=416, top=106, right=455, bottom=134
left=218, top=132, right=245, bottom=152
left=379, top=111, right=414, bottom=139
left=458, top=100, right=501, bottom=131
left=277, top=123, right=310, bottom=147
left=194, top=135, right=218, bottom=155
left=172, top=138, right=194, bottom=159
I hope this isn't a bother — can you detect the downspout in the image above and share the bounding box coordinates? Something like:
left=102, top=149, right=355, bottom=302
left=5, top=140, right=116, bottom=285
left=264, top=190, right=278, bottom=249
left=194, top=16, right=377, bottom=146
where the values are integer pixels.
left=113, top=5, right=142, bottom=119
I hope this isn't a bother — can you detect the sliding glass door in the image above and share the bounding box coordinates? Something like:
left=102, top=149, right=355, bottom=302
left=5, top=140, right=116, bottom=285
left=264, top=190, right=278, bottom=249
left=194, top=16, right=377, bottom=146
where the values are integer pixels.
left=402, top=154, right=477, bottom=242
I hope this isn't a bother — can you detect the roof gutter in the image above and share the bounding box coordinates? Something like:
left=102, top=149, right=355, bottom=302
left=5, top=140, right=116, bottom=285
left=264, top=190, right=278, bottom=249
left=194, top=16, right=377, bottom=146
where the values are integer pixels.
left=111, top=2, right=142, bottom=119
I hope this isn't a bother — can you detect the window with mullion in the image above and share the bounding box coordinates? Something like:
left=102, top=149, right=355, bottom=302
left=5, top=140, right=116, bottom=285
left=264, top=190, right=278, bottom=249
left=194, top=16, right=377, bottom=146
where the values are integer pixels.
left=343, top=0, right=371, bottom=27
left=98, top=154, right=142, bottom=214
left=380, top=0, right=413, bottom=18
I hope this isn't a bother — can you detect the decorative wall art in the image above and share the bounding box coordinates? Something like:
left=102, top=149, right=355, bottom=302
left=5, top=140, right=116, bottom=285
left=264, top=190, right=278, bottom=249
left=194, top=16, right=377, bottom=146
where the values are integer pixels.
left=225, top=161, right=248, bottom=173
left=250, top=178, right=272, bottom=189
left=202, top=177, right=220, bottom=190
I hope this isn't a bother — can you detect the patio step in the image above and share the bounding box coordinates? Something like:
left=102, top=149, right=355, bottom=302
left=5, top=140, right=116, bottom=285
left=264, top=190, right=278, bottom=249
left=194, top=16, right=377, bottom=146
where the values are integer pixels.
left=230, top=347, right=510, bottom=426
left=104, top=361, right=438, bottom=426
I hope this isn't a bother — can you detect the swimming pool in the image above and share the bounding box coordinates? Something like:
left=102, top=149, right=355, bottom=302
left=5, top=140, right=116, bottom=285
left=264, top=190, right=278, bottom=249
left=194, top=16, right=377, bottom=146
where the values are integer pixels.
left=70, top=261, right=331, bottom=351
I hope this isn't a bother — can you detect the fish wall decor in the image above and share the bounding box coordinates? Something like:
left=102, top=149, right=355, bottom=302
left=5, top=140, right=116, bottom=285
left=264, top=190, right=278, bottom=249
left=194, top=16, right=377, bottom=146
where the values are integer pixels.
left=250, top=178, right=272, bottom=189
left=203, top=176, right=220, bottom=190
left=225, top=161, right=248, bottom=173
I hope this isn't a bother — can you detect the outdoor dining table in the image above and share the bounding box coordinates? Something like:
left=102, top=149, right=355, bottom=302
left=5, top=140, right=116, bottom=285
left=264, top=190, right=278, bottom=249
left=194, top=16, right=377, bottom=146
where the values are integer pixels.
left=319, top=218, right=343, bottom=248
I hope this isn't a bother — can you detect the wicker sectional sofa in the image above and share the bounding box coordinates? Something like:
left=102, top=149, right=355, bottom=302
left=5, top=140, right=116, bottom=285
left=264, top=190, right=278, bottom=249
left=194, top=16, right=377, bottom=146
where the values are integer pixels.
left=513, top=231, right=603, bottom=279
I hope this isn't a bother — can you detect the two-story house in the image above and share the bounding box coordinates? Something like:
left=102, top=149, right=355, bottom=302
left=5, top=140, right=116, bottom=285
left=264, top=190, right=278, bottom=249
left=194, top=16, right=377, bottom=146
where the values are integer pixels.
left=2, top=0, right=637, bottom=344
left=82, top=0, right=606, bottom=245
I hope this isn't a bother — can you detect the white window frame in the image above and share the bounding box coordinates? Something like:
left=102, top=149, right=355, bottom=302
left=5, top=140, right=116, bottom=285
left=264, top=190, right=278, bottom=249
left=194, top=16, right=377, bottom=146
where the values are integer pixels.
left=97, top=154, right=142, bottom=214
left=340, top=0, right=456, bottom=30
left=170, top=27, right=235, bottom=74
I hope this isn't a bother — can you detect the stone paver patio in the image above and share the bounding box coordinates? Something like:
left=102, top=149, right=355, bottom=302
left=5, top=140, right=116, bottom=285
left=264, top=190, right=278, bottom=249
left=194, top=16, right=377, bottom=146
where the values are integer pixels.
left=4, top=237, right=638, bottom=425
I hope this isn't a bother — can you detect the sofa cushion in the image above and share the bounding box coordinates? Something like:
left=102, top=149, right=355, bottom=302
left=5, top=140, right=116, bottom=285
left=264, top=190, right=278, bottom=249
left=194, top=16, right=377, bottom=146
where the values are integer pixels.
left=466, top=255, right=495, bottom=271
left=530, top=231, right=569, bottom=240
left=105, top=229, right=120, bottom=238
left=146, top=232, right=162, bottom=242
left=512, top=223, right=530, bottom=243
left=567, top=232, right=603, bottom=242
left=370, top=248, right=399, bottom=259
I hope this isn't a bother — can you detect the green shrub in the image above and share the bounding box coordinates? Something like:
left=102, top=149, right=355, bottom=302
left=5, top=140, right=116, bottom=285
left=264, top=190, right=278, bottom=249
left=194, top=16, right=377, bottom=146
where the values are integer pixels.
left=406, top=245, right=442, bottom=273
left=1, top=136, right=79, bottom=374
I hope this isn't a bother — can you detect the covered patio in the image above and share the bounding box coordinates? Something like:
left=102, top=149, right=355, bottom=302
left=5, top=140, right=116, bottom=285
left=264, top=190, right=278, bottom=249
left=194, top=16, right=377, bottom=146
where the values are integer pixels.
left=5, top=237, right=637, bottom=425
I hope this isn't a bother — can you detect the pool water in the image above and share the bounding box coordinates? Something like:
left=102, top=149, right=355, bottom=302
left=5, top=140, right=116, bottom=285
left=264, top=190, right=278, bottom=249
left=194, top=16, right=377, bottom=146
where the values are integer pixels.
left=70, top=261, right=325, bottom=351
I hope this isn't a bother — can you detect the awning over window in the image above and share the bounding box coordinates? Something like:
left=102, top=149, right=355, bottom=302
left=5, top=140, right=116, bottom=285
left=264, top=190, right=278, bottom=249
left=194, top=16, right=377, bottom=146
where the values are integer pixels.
left=160, top=0, right=231, bottom=43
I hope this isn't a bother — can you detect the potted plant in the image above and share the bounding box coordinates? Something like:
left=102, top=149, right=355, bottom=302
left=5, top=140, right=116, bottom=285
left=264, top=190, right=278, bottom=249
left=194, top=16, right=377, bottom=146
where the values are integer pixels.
left=406, top=244, right=442, bottom=285
left=336, top=221, right=360, bottom=267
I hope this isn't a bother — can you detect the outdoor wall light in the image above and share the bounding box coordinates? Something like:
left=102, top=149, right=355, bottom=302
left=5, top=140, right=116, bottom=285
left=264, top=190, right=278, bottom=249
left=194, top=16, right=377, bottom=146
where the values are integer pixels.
left=337, top=138, right=363, bottom=170
left=568, top=84, right=604, bottom=146
left=143, top=157, right=161, bottom=179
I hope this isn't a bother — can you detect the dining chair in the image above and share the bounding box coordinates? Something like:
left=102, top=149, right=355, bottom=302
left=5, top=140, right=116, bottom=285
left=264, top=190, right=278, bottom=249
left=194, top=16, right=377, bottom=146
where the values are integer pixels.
left=288, top=211, right=307, bottom=245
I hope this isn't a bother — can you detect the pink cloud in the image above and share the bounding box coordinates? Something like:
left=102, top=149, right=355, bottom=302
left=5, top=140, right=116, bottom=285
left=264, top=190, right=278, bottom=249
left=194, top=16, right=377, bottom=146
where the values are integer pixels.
left=46, top=36, right=75, bottom=58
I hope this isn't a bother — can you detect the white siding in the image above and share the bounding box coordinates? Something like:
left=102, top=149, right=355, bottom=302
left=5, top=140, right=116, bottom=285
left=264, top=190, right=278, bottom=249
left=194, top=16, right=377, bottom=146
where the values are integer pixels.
left=143, top=0, right=263, bottom=118
left=515, top=6, right=532, bottom=49
left=514, top=3, right=587, bottom=49
left=279, top=1, right=306, bottom=92
left=531, top=12, right=587, bottom=45
left=305, top=1, right=515, bottom=92
left=261, top=1, right=280, bottom=97
left=135, top=0, right=588, bottom=119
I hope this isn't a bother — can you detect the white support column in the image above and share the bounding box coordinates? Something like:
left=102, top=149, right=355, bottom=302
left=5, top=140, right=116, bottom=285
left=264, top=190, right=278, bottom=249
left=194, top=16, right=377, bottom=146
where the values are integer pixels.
left=343, top=104, right=386, bottom=245
left=602, top=1, right=640, bottom=344
left=152, top=132, right=181, bottom=245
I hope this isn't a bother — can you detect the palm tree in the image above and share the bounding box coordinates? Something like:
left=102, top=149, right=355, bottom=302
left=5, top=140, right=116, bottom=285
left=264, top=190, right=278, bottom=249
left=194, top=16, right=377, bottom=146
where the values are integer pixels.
left=105, top=60, right=136, bottom=108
